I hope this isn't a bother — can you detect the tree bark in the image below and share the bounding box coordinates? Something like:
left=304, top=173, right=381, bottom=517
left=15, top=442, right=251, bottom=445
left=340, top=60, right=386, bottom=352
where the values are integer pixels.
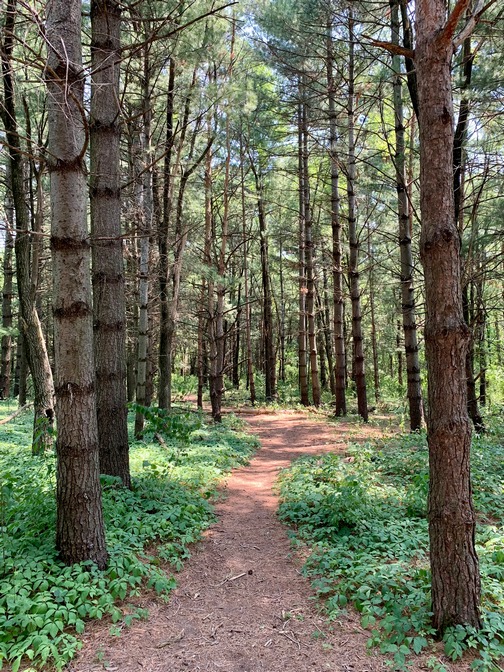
left=347, top=12, right=368, bottom=422
left=164, top=114, right=210, bottom=408
left=251, top=163, right=276, bottom=402
left=158, top=57, right=176, bottom=410
left=278, top=238, right=286, bottom=385
left=90, top=0, right=130, bottom=486
left=416, top=0, right=481, bottom=633
left=204, top=108, right=220, bottom=420
left=368, top=233, right=380, bottom=404
left=301, top=92, right=321, bottom=407
left=134, top=41, right=153, bottom=439
left=297, top=96, right=309, bottom=406
left=209, top=29, right=235, bottom=422
left=1, top=177, right=14, bottom=399
left=321, top=267, right=336, bottom=396
left=46, top=0, right=107, bottom=568
left=13, top=330, right=27, bottom=403
left=2, top=0, right=55, bottom=452
left=327, top=17, right=347, bottom=415
left=391, top=0, right=423, bottom=430
left=240, top=135, right=256, bottom=404
left=452, top=34, right=484, bottom=433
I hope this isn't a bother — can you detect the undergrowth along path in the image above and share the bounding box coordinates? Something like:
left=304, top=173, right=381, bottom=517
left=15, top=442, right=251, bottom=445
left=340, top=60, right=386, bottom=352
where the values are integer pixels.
left=69, top=409, right=461, bottom=672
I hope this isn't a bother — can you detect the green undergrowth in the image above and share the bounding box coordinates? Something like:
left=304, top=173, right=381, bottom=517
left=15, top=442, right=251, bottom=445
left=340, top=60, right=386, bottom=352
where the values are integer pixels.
left=0, top=402, right=258, bottom=671
left=277, top=425, right=504, bottom=671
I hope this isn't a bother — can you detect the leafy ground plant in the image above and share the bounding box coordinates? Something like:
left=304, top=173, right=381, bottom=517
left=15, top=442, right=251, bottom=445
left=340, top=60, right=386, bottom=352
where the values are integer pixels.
left=277, top=428, right=504, bottom=670
left=0, top=403, right=258, bottom=671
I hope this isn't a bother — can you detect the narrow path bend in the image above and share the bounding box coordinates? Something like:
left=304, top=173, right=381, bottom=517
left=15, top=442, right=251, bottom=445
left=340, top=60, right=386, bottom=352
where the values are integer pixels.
left=71, top=411, right=392, bottom=672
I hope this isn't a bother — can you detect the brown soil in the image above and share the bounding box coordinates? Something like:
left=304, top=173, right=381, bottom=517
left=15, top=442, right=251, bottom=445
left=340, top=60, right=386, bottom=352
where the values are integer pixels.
left=69, top=409, right=469, bottom=672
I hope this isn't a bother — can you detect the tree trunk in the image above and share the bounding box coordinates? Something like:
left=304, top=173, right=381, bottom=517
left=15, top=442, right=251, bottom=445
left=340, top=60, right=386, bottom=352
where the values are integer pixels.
left=462, top=284, right=484, bottom=431
left=302, top=92, right=321, bottom=407
left=1, top=178, right=14, bottom=399
left=240, top=136, right=256, bottom=404
left=452, top=34, right=484, bottom=433
left=164, top=114, right=210, bottom=408
left=197, top=294, right=205, bottom=410
left=278, top=238, right=286, bottom=385
left=416, top=0, right=481, bottom=633
left=47, top=0, right=107, bottom=568
left=158, top=57, right=176, bottom=410
left=476, top=278, right=486, bottom=407
left=391, top=0, right=423, bottom=430
left=134, top=44, right=153, bottom=439
left=327, top=17, right=347, bottom=415
left=321, top=267, right=336, bottom=396
left=124, top=113, right=140, bottom=405
left=368, top=234, right=380, bottom=403
left=90, top=0, right=130, bottom=487
left=396, top=319, right=403, bottom=387
left=204, top=112, right=220, bottom=420
left=1, top=0, right=55, bottom=452
left=209, top=32, right=235, bottom=422
left=347, top=12, right=368, bottom=422
left=252, top=165, right=276, bottom=402
left=297, top=97, right=309, bottom=406
left=13, top=330, right=27, bottom=403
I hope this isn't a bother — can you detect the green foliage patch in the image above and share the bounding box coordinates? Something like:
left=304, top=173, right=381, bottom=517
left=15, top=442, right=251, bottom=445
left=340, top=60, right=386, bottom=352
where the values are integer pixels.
left=277, top=430, right=504, bottom=670
left=0, top=403, right=258, bottom=670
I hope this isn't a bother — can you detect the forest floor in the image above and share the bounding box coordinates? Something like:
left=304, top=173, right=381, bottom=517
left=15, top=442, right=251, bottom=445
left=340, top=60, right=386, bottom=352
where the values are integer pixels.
left=69, top=407, right=471, bottom=672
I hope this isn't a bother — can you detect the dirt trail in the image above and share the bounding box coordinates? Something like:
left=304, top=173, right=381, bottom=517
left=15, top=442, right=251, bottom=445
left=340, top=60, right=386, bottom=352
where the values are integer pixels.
left=69, top=410, right=454, bottom=672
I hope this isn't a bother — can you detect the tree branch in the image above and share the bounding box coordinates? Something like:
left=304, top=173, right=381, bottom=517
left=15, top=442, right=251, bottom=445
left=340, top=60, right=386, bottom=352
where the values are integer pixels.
left=440, top=0, right=472, bottom=46
left=362, top=35, right=414, bottom=59
left=453, top=0, right=498, bottom=48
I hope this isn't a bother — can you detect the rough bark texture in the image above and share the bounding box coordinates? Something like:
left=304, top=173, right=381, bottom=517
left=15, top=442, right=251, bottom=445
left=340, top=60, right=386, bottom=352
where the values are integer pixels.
left=368, top=234, right=380, bottom=403
left=209, top=36, right=234, bottom=422
left=321, top=267, right=336, bottom=396
left=163, top=106, right=209, bottom=409
left=252, top=166, right=276, bottom=402
left=347, top=14, right=368, bottom=422
left=2, top=0, right=55, bottom=451
left=391, top=0, right=423, bottom=431
left=278, top=239, right=286, bottom=385
left=452, top=35, right=484, bottom=434
left=327, top=19, right=347, bottom=415
left=400, top=0, right=419, bottom=120
left=46, top=0, right=107, bottom=568
left=1, top=183, right=14, bottom=398
left=416, top=0, right=481, bottom=634
left=297, top=99, right=309, bottom=406
left=90, top=0, right=130, bottom=486
left=13, top=330, right=27, bottom=403
left=302, top=95, right=321, bottom=407
left=124, top=117, right=140, bottom=405
left=158, top=57, right=176, bottom=410
left=204, top=114, right=220, bottom=422
left=134, top=44, right=153, bottom=439
left=241, top=138, right=256, bottom=405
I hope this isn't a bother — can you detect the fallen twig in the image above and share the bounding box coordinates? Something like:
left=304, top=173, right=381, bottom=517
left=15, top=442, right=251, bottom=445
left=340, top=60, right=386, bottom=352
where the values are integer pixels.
left=212, top=571, right=248, bottom=587
left=154, top=432, right=167, bottom=447
left=156, top=629, right=185, bottom=648
left=0, top=403, right=33, bottom=425
left=228, top=571, right=247, bottom=582
left=278, top=630, right=301, bottom=650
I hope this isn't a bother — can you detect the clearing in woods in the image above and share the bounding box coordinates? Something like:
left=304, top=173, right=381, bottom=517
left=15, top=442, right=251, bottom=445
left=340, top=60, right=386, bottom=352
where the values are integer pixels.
left=69, top=409, right=468, bottom=672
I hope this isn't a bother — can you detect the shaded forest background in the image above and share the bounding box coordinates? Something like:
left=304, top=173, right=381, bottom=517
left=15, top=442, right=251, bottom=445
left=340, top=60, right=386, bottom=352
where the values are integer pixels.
left=1, top=0, right=502, bottom=426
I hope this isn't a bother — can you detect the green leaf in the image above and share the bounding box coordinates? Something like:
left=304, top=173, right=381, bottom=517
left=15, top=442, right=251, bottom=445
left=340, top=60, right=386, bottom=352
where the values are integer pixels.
left=361, top=614, right=376, bottom=629
left=413, top=636, right=428, bottom=654
left=11, top=657, right=22, bottom=672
